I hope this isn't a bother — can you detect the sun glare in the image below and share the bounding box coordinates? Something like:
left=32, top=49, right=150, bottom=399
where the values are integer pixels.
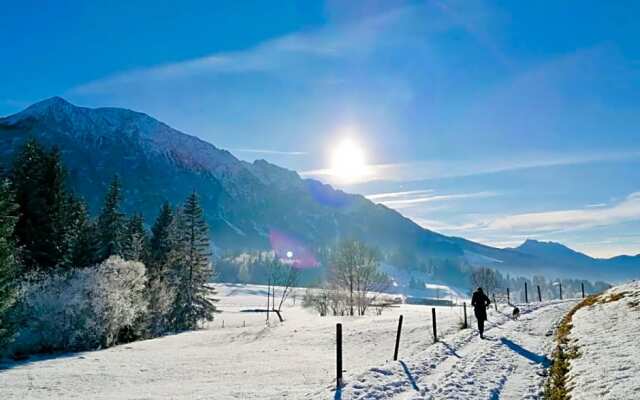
left=330, top=138, right=369, bottom=182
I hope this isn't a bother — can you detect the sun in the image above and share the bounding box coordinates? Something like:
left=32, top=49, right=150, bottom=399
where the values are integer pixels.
left=330, top=138, right=369, bottom=182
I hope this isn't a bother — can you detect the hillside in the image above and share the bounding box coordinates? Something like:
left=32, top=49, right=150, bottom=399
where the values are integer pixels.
left=1, top=98, right=639, bottom=282
left=549, top=280, right=640, bottom=399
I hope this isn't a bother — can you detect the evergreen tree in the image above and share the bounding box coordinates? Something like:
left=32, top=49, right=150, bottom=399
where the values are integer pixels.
left=143, top=202, right=177, bottom=336
left=123, top=213, right=148, bottom=262
left=148, top=202, right=175, bottom=278
left=11, top=140, right=74, bottom=271
left=0, top=179, right=19, bottom=347
left=97, top=176, right=126, bottom=261
left=68, top=199, right=100, bottom=268
left=168, top=192, right=216, bottom=331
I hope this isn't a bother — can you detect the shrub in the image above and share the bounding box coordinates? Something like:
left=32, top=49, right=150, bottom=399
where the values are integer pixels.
left=8, top=256, right=148, bottom=356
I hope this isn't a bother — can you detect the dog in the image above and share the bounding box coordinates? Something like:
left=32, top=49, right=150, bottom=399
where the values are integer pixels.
left=512, top=306, right=521, bottom=320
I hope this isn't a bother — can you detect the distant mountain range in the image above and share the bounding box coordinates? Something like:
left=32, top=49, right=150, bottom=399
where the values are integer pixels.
left=1, top=97, right=638, bottom=283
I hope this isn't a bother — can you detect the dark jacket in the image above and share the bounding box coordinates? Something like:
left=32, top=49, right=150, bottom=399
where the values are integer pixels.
left=471, top=290, right=491, bottom=321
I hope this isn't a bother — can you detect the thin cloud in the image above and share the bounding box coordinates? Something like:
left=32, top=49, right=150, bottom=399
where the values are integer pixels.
left=366, top=189, right=499, bottom=210
left=230, top=148, right=307, bottom=156
left=69, top=2, right=501, bottom=97
left=488, top=192, right=640, bottom=232
left=302, top=150, right=640, bottom=184
left=70, top=6, right=418, bottom=96
left=379, top=191, right=498, bottom=209
left=365, top=189, right=434, bottom=201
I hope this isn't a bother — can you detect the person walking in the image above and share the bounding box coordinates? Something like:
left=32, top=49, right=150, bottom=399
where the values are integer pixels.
left=471, top=287, right=491, bottom=339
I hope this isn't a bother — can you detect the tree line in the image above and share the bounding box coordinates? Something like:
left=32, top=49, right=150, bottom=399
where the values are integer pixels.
left=0, top=139, right=216, bottom=355
left=470, top=266, right=610, bottom=301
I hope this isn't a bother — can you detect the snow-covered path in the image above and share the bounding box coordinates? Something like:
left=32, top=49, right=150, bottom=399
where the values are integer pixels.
left=319, top=300, right=575, bottom=400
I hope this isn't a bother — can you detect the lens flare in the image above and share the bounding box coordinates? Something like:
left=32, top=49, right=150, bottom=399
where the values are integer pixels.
left=269, top=229, right=319, bottom=268
left=330, top=138, right=369, bottom=182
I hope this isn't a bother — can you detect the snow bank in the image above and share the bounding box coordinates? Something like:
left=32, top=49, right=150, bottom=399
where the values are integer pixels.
left=568, top=280, right=640, bottom=399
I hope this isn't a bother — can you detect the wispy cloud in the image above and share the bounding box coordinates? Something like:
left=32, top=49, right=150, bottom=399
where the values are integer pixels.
left=365, top=189, right=434, bottom=201
left=303, top=149, right=640, bottom=184
left=372, top=191, right=499, bottom=209
left=230, top=148, right=307, bottom=156
left=70, top=6, right=418, bottom=96
left=585, top=203, right=607, bottom=208
left=488, top=192, right=640, bottom=232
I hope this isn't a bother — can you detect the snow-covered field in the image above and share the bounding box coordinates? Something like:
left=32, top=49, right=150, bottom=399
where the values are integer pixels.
left=0, top=283, right=575, bottom=399
left=568, top=280, right=640, bottom=399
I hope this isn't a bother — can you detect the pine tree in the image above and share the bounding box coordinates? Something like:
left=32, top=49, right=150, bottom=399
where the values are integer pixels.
left=97, top=176, right=126, bottom=261
left=11, top=140, right=74, bottom=271
left=148, top=202, right=175, bottom=278
left=143, top=202, right=178, bottom=336
left=168, top=192, right=216, bottom=331
left=0, top=179, right=19, bottom=347
left=68, top=199, right=100, bottom=268
left=123, top=213, right=148, bottom=262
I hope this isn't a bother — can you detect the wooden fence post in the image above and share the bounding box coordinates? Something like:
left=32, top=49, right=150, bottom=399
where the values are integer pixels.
left=463, top=302, right=468, bottom=329
left=537, top=285, right=542, bottom=302
left=393, top=315, right=403, bottom=361
left=336, top=323, right=343, bottom=388
left=432, top=307, right=438, bottom=343
left=266, top=277, right=271, bottom=322
left=507, top=288, right=510, bottom=305
left=559, top=283, right=563, bottom=300
left=525, top=282, right=529, bottom=303
left=581, top=282, right=585, bottom=298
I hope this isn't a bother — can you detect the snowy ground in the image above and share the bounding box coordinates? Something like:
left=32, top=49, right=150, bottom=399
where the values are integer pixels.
left=315, top=300, right=575, bottom=399
left=568, top=280, right=640, bottom=400
left=0, top=284, right=574, bottom=399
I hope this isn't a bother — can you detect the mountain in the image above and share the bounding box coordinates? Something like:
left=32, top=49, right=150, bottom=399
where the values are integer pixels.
left=0, top=97, right=457, bottom=254
left=510, top=239, right=640, bottom=281
left=513, top=239, right=595, bottom=267
left=1, top=97, right=638, bottom=283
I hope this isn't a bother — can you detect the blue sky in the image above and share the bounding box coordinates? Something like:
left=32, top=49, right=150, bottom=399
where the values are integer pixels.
left=3, top=0, right=640, bottom=257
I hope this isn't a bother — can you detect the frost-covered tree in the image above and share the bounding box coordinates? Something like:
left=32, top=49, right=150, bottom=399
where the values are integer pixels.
left=470, top=267, right=498, bottom=296
left=12, top=256, right=148, bottom=354
left=168, top=192, right=216, bottom=331
left=123, top=213, right=148, bottom=262
left=145, top=277, right=175, bottom=337
left=330, top=240, right=388, bottom=316
left=0, top=179, right=19, bottom=348
left=97, top=176, right=126, bottom=260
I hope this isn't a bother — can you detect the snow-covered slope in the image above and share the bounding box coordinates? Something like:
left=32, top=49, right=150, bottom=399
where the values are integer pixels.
left=567, top=280, right=640, bottom=399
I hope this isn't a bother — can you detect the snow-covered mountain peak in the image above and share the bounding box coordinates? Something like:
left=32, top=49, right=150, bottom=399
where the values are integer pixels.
left=4, top=96, right=75, bottom=121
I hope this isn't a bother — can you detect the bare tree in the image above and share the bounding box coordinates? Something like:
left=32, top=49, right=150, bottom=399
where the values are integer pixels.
left=271, top=260, right=299, bottom=316
left=470, top=267, right=498, bottom=296
left=303, top=286, right=329, bottom=316
left=330, top=239, right=389, bottom=316
left=328, top=285, right=347, bottom=316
